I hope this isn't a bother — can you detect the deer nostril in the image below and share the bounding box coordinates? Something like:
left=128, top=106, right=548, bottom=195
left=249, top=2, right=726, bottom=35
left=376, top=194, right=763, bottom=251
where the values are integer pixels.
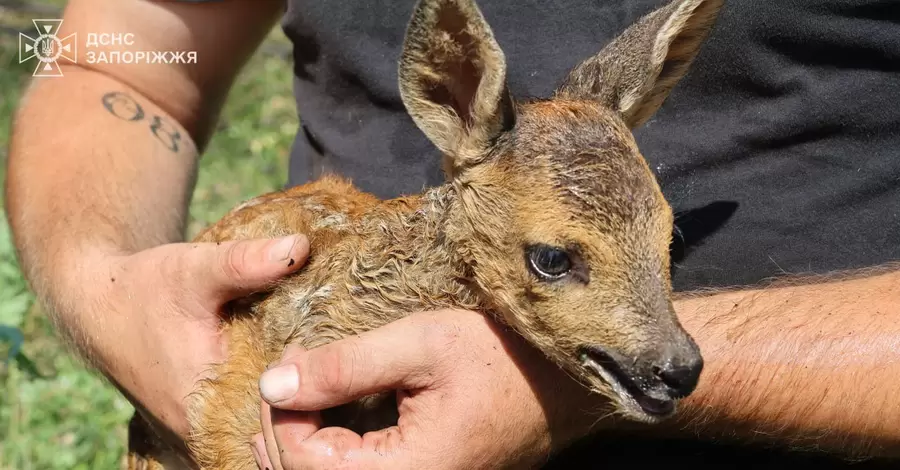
left=654, top=357, right=703, bottom=399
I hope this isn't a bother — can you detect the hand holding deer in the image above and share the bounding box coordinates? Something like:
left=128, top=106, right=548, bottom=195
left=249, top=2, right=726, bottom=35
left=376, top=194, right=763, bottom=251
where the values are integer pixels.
left=252, top=309, right=606, bottom=470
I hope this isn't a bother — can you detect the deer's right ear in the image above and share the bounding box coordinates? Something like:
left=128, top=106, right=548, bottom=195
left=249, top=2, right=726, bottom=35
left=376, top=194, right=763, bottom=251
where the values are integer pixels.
left=556, top=0, right=723, bottom=129
left=399, top=0, right=516, bottom=170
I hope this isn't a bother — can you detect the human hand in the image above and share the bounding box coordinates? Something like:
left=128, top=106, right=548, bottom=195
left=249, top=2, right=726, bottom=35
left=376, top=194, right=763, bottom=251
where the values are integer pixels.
left=251, top=309, right=608, bottom=470
left=84, top=234, right=309, bottom=448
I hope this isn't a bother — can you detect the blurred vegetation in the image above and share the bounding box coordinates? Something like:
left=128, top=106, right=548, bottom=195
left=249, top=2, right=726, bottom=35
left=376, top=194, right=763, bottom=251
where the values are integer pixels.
left=0, top=2, right=298, bottom=468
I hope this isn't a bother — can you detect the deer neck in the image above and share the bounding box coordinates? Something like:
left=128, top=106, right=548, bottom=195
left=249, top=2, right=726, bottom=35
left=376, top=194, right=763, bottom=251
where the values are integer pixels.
left=347, top=184, right=483, bottom=313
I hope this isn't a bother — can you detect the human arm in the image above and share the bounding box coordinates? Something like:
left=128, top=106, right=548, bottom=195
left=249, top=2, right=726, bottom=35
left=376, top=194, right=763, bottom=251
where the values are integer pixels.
left=250, top=264, right=900, bottom=469
left=4, top=0, right=292, bottom=442
left=661, top=264, right=900, bottom=458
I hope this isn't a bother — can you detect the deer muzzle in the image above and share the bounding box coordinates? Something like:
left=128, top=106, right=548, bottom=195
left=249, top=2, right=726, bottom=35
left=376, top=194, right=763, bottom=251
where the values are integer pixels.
left=578, top=330, right=703, bottom=420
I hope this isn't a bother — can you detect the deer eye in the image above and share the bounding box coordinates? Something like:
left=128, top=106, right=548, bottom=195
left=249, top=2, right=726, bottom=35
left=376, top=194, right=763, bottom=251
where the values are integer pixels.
left=526, top=245, right=572, bottom=280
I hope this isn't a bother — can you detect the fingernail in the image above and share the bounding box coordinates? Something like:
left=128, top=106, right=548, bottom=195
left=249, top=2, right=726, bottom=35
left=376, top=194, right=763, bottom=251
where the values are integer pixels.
left=259, top=364, right=299, bottom=403
left=268, top=236, right=297, bottom=262
left=249, top=442, right=263, bottom=469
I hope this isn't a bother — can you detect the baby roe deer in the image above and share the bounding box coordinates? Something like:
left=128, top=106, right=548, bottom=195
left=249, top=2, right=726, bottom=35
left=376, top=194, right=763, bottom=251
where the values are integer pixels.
left=127, top=0, right=723, bottom=468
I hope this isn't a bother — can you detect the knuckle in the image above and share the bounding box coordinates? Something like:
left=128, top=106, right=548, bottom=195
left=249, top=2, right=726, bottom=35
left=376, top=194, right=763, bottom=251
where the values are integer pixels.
left=220, top=242, right=250, bottom=286
left=309, top=342, right=358, bottom=396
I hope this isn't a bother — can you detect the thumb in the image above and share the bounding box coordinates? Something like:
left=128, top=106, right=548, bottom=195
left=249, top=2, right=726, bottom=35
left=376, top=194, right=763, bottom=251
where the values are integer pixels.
left=258, top=315, right=447, bottom=410
left=183, top=234, right=310, bottom=303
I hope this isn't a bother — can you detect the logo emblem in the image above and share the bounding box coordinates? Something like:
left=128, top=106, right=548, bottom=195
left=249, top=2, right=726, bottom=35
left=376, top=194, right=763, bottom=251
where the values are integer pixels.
left=19, top=19, right=78, bottom=77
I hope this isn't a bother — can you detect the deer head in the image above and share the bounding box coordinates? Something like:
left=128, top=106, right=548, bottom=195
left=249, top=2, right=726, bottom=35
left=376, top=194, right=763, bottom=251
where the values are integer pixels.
left=398, top=0, right=723, bottom=422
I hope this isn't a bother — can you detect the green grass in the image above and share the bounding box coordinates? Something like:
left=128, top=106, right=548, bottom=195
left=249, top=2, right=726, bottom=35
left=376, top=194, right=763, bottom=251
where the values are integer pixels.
left=0, top=14, right=298, bottom=469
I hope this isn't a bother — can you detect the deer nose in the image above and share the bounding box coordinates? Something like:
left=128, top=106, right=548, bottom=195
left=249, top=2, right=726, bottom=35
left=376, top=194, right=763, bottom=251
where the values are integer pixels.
left=653, top=353, right=703, bottom=399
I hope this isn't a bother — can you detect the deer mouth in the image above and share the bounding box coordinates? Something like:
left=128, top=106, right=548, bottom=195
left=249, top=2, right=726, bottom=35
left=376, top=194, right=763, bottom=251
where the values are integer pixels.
left=578, top=346, right=676, bottom=421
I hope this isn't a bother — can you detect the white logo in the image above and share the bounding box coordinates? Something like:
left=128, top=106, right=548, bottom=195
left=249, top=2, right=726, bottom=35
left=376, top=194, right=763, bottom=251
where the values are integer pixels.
left=19, top=19, right=78, bottom=77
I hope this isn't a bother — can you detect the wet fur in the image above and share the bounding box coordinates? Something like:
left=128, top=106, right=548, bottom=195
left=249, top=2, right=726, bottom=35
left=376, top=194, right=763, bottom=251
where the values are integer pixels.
left=126, top=0, right=724, bottom=468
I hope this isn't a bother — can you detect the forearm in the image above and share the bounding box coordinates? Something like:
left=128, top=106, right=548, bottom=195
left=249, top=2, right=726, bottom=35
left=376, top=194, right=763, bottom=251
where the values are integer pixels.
left=5, top=0, right=282, bottom=336
left=667, top=265, right=900, bottom=458
left=6, top=67, right=199, bottom=355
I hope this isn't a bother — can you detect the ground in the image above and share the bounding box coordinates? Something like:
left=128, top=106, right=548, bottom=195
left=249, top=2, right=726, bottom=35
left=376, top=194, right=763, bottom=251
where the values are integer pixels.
left=0, top=3, right=299, bottom=468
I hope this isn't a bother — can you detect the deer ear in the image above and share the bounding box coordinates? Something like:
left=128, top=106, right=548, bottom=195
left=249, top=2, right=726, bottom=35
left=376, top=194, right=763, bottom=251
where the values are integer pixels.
left=399, top=0, right=516, bottom=170
left=556, top=0, right=723, bottom=129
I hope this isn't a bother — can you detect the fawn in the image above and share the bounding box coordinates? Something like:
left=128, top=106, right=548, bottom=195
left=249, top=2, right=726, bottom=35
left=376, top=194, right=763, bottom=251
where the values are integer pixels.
left=127, top=0, right=723, bottom=467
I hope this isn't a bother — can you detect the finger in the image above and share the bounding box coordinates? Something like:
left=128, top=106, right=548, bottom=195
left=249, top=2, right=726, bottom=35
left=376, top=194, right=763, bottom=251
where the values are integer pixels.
left=258, top=343, right=320, bottom=470
left=360, top=425, right=404, bottom=457
left=284, top=426, right=420, bottom=470
left=278, top=390, right=448, bottom=470
left=259, top=401, right=284, bottom=470
left=259, top=345, right=301, bottom=470
left=252, top=431, right=276, bottom=470
left=270, top=342, right=325, bottom=459
left=280, top=427, right=371, bottom=470
left=272, top=407, right=323, bottom=462
left=182, top=234, right=310, bottom=302
left=257, top=314, right=453, bottom=410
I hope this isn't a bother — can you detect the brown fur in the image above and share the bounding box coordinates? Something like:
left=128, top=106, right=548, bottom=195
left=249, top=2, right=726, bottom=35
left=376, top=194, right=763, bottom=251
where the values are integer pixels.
left=126, top=0, right=725, bottom=468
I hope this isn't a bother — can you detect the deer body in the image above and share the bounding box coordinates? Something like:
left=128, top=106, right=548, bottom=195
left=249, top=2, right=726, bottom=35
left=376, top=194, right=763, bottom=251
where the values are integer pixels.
left=187, top=176, right=482, bottom=469
left=126, top=0, right=724, bottom=468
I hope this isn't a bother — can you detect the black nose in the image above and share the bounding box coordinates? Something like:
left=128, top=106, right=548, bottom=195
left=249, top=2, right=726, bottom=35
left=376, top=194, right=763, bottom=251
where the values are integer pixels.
left=654, top=355, right=703, bottom=399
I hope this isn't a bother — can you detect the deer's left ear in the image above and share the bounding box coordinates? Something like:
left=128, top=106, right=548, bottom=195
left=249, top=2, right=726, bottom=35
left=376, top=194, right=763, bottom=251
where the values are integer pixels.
left=556, top=0, right=723, bottom=129
left=398, top=0, right=516, bottom=170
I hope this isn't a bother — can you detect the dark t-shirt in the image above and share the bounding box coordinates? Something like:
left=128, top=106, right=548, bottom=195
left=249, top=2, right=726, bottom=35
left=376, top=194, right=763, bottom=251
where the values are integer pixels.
left=280, top=0, right=900, bottom=467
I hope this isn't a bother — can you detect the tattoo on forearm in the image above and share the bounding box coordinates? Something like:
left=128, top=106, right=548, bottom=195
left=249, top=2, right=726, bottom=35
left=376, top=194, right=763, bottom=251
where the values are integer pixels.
left=101, top=92, right=144, bottom=121
left=101, top=91, right=182, bottom=153
left=149, top=116, right=182, bottom=153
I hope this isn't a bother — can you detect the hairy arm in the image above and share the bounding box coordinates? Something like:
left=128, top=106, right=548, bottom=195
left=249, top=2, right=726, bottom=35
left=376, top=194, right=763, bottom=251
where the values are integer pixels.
left=659, top=264, right=900, bottom=458
left=5, top=0, right=284, bottom=437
